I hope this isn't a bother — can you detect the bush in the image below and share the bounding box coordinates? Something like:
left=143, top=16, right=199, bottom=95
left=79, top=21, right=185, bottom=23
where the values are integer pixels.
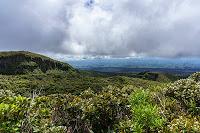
left=165, top=76, right=200, bottom=115
left=167, top=115, right=200, bottom=132
left=0, top=95, right=30, bottom=132
left=130, top=89, right=165, bottom=132
left=0, top=85, right=135, bottom=132
left=51, top=85, right=134, bottom=133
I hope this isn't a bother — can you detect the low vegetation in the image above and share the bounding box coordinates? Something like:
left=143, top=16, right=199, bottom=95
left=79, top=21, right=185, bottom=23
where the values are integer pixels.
left=0, top=51, right=199, bottom=132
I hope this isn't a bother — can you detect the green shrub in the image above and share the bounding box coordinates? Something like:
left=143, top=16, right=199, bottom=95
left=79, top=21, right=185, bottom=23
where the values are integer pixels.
left=189, top=72, right=200, bottom=82
left=0, top=95, right=30, bottom=132
left=130, top=89, right=165, bottom=132
left=165, top=76, right=200, bottom=115
left=51, top=85, right=134, bottom=133
left=167, top=115, right=200, bottom=132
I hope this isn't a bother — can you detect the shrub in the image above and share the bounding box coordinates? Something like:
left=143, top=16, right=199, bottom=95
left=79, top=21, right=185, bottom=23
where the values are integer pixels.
left=130, top=89, right=165, bottom=132
left=51, top=85, right=134, bottom=133
left=167, top=115, right=200, bottom=132
left=0, top=95, right=30, bottom=132
left=165, top=77, right=200, bottom=114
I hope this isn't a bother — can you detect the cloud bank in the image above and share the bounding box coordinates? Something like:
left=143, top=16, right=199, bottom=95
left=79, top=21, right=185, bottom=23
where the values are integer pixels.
left=0, top=0, right=200, bottom=57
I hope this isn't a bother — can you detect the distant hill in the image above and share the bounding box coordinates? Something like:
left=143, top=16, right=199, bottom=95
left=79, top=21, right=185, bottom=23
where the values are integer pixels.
left=0, top=51, right=75, bottom=74
left=81, top=70, right=182, bottom=82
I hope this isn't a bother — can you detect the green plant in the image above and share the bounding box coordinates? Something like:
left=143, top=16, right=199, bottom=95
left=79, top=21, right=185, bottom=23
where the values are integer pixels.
left=130, top=89, right=165, bottom=132
left=167, top=115, right=200, bottom=132
left=165, top=75, right=200, bottom=115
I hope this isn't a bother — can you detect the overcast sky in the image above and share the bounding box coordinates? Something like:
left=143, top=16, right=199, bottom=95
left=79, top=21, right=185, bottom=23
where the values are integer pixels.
left=0, top=0, right=200, bottom=58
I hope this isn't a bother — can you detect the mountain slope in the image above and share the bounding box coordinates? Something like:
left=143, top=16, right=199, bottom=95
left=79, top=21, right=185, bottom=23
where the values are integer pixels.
left=0, top=51, right=75, bottom=74
left=0, top=51, right=167, bottom=96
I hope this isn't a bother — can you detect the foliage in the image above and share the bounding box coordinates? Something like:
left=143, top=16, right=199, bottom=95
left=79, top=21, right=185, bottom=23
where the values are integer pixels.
left=2, top=51, right=200, bottom=132
left=167, top=115, right=200, bottom=132
left=0, top=70, right=163, bottom=96
left=165, top=73, right=200, bottom=115
left=156, top=72, right=200, bottom=132
left=2, top=71, right=200, bottom=132
left=0, top=85, right=135, bottom=132
left=129, top=89, right=165, bottom=132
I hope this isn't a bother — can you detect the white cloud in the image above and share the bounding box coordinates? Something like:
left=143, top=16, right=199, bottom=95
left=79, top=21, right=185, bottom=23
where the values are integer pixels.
left=0, top=0, right=200, bottom=57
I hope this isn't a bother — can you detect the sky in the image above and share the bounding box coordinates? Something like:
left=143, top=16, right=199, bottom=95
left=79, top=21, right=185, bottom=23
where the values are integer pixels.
left=0, top=0, right=200, bottom=58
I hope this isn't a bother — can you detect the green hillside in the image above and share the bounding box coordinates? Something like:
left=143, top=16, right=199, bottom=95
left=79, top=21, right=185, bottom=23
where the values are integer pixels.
left=0, top=51, right=199, bottom=132
left=0, top=51, right=75, bottom=74
left=0, top=51, right=166, bottom=96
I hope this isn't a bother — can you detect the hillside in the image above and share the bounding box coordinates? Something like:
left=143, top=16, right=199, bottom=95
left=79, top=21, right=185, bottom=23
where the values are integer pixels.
left=81, top=70, right=181, bottom=82
left=0, top=51, right=75, bottom=74
left=1, top=69, right=200, bottom=132
left=1, top=51, right=198, bottom=132
left=0, top=51, right=168, bottom=96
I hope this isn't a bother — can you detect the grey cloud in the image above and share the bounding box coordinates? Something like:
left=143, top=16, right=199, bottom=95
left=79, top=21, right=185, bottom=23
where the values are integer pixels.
left=0, top=0, right=66, bottom=52
left=0, top=0, right=200, bottom=57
